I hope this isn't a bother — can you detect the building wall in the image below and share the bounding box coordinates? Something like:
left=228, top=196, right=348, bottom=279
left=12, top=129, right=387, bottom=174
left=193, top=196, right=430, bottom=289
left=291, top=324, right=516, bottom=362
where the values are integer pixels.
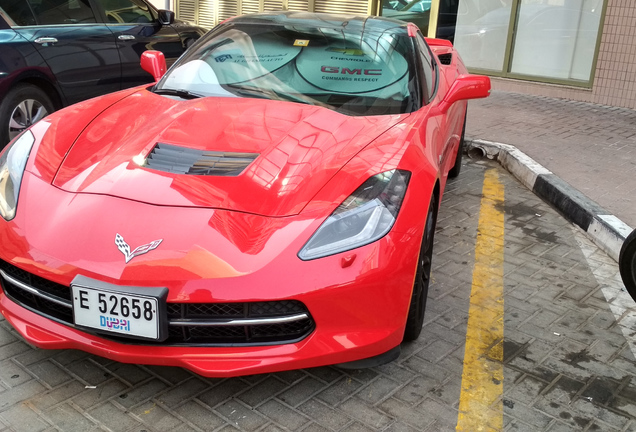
left=175, top=0, right=371, bottom=30
left=173, top=0, right=636, bottom=109
left=489, top=0, right=636, bottom=109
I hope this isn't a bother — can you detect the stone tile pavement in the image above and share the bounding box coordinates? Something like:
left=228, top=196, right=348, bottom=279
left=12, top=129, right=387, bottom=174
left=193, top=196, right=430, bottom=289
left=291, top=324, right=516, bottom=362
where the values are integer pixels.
left=467, top=91, right=636, bottom=229
left=0, top=160, right=635, bottom=431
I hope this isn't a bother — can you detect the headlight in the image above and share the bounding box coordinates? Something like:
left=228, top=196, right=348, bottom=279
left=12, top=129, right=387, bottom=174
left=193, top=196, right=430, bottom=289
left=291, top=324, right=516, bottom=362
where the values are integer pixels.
left=299, top=169, right=411, bottom=260
left=0, top=130, right=35, bottom=221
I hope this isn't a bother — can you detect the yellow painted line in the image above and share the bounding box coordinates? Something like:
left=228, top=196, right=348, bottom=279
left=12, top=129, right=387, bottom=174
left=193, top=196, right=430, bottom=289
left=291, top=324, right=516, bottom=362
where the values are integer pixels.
left=457, top=169, right=505, bottom=432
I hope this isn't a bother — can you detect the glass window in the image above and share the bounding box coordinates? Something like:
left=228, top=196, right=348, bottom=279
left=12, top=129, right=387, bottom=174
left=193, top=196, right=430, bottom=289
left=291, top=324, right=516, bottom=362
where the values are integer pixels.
left=381, top=0, right=432, bottom=35
left=95, top=0, right=155, bottom=24
left=510, top=0, right=603, bottom=82
left=27, top=0, right=96, bottom=24
left=453, top=0, right=513, bottom=72
left=26, top=0, right=96, bottom=24
left=416, top=33, right=436, bottom=102
left=1, top=1, right=37, bottom=26
left=451, top=0, right=604, bottom=85
left=436, top=0, right=460, bottom=42
left=155, top=22, right=420, bottom=116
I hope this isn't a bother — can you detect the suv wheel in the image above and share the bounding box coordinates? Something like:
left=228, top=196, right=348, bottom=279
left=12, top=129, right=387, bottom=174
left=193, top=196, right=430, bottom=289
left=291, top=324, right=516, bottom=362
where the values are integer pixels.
left=0, top=84, right=54, bottom=149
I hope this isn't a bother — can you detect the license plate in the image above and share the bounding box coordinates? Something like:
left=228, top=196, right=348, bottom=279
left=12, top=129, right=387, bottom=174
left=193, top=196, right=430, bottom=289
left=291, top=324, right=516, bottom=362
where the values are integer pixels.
left=71, top=276, right=167, bottom=341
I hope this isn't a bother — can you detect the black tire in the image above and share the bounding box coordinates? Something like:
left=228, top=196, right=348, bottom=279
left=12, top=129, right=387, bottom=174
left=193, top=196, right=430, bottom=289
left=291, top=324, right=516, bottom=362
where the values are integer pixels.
left=0, top=84, right=55, bottom=149
left=448, top=108, right=467, bottom=179
left=403, top=193, right=438, bottom=342
left=619, top=229, right=636, bottom=300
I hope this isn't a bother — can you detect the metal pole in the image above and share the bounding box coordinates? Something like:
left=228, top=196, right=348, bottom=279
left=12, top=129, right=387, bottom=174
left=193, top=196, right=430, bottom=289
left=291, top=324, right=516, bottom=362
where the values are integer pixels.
left=165, top=0, right=170, bottom=10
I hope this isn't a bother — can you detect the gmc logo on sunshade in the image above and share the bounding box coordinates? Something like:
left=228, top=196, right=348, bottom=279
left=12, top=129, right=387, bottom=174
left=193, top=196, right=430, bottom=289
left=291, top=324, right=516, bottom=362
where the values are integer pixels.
left=321, top=66, right=382, bottom=75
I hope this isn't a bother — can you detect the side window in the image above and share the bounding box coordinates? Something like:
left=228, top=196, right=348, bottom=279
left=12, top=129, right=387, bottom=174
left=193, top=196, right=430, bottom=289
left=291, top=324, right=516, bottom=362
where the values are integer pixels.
left=95, top=0, right=155, bottom=24
left=415, top=32, right=436, bottom=103
left=1, top=1, right=37, bottom=26
left=26, top=0, right=96, bottom=25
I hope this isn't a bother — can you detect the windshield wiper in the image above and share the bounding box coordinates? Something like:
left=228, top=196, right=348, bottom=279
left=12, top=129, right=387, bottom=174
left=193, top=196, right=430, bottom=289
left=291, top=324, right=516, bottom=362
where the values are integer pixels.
left=227, top=85, right=300, bottom=103
left=153, top=88, right=204, bottom=99
left=227, top=85, right=331, bottom=109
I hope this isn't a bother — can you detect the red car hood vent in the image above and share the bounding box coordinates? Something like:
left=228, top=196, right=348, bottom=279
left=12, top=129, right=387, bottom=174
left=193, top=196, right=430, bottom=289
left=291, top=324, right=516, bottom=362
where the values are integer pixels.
left=145, top=143, right=259, bottom=176
left=52, top=91, right=409, bottom=216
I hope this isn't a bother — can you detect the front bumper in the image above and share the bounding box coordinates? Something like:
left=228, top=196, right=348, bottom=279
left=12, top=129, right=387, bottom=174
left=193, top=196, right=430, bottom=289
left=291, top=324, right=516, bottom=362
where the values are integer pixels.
left=0, top=173, right=423, bottom=377
left=0, top=236, right=417, bottom=377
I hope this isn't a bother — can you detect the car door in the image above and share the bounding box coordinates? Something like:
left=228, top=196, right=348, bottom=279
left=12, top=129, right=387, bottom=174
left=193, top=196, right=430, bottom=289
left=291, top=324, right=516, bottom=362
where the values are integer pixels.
left=14, top=0, right=120, bottom=105
left=413, top=32, right=444, bottom=166
left=92, top=0, right=183, bottom=89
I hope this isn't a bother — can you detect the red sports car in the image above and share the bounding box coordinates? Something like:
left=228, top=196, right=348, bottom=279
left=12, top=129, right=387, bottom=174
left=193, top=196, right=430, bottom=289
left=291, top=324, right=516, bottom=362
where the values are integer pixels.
left=0, top=12, right=489, bottom=377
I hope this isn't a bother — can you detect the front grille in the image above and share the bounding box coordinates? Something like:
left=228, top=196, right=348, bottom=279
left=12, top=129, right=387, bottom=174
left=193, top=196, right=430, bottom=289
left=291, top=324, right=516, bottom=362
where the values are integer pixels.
left=0, top=259, right=315, bottom=346
left=168, top=302, right=245, bottom=318
left=437, top=53, right=453, bottom=65
left=0, top=259, right=73, bottom=322
left=162, top=300, right=314, bottom=345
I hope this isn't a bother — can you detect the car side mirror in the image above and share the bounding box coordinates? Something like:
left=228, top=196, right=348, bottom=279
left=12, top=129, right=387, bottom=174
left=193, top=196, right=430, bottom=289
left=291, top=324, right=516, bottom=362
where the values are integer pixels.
left=141, top=50, right=167, bottom=81
left=158, top=10, right=175, bottom=26
left=438, top=74, right=491, bottom=114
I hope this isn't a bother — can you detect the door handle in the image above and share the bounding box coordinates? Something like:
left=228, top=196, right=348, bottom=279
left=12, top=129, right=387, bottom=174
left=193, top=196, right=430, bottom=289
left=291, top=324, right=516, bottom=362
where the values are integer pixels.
left=118, top=35, right=136, bottom=41
left=34, top=37, right=58, bottom=45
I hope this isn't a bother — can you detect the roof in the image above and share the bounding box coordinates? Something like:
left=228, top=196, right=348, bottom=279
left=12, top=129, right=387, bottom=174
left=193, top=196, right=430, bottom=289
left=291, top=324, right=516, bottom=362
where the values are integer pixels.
left=226, top=11, right=409, bottom=35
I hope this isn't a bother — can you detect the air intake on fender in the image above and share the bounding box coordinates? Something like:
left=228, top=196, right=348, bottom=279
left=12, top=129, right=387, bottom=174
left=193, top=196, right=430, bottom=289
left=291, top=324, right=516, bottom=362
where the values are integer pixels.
left=145, top=143, right=259, bottom=176
left=437, top=53, right=452, bottom=65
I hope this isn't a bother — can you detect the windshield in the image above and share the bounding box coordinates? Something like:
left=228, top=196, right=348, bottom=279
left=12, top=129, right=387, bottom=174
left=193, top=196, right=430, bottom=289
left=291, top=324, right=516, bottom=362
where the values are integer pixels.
left=154, top=19, right=420, bottom=116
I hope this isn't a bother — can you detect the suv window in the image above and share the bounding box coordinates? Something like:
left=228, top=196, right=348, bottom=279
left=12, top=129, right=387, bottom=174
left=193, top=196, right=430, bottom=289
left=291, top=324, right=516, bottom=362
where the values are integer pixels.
left=27, top=0, right=96, bottom=25
left=95, top=0, right=155, bottom=24
left=1, top=1, right=37, bottom=26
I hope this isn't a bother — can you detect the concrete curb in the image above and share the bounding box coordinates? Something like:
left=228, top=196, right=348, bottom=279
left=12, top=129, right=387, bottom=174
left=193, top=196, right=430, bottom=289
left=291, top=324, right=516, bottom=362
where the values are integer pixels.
left=466, top=138, right=633, bottom=262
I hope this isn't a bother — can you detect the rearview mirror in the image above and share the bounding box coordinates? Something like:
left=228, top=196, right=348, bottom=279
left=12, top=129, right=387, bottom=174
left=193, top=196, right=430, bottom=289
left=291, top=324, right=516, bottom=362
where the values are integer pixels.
left=438, top=74, right=491, bottom=114
left=141, top=50, right=167, bottom=81
left=158, top=10, right=175, bottom=26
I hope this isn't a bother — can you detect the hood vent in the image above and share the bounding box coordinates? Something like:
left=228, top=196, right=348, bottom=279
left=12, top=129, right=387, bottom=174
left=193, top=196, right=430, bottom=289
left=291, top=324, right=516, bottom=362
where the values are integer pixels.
left=145, top=143, right=259, bottom=176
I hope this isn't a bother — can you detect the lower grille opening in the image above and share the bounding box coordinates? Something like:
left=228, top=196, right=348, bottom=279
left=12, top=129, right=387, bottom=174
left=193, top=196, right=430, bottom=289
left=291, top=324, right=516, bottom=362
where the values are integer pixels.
left=0, top=260, right=73, bottom=323
left=0, top=259, right=315, bottom=346
left=135, top=300, right=314, bottom=345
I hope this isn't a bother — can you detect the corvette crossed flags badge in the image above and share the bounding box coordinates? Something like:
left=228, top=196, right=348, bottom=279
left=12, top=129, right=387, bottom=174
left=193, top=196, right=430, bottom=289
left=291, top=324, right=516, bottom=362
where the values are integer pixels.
left=115, top=233, right=163, bottom=263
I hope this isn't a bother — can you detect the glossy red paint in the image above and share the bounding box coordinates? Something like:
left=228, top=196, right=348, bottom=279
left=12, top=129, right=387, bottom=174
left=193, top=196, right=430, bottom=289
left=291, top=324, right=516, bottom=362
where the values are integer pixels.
left=0, top=18, right=490, bottom=376
left=425, top=37, right=454, bottom=48
left=51, top=92, right=409, bottom=216
left=0, top=169, right=422, bottom=376
left=407, top=23, right=419, bottom=37
left=140, top=50, right=167, bottom=81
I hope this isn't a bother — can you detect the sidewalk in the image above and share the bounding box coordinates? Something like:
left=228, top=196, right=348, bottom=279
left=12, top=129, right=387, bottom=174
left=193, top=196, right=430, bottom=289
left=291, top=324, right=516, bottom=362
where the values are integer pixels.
left=466, top=91, right=636, bottom=230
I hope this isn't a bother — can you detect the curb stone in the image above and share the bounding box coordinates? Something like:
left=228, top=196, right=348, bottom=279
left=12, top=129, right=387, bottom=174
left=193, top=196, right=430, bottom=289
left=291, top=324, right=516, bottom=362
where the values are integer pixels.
left=465, top=138, right=633, bottom=262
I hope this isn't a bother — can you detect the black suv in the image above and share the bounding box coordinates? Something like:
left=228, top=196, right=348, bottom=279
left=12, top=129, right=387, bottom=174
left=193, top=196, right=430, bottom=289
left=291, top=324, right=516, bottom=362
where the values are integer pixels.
left=0, top=0, right=207, bottom=147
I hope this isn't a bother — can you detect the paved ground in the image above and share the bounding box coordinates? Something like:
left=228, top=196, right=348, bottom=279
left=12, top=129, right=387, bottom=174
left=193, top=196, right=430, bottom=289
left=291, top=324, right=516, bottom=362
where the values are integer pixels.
left=1, top=160, right=634, bottom=431
left=467, top=91, right=636, bottom=229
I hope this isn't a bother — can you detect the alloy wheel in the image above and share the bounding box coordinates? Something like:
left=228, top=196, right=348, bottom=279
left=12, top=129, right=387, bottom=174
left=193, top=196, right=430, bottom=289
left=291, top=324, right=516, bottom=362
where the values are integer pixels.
left=9, top=99, right=49, bottom=141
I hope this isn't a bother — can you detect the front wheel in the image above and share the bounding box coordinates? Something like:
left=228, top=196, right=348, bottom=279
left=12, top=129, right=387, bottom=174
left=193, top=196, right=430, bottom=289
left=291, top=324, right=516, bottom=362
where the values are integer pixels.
left=620, top=229, right=636, bottom=300
left=0, top=84, right=54, bottom=149
left=448, top=108, right=467, bottom=179
left=403, top=193, right=438, bottom=342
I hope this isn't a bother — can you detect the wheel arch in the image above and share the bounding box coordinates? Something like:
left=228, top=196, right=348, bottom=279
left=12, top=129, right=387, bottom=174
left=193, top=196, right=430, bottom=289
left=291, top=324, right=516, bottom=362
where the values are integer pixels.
left=433, top=179, right=440, bottom=209
left=9, top=72, right=64, bottom=110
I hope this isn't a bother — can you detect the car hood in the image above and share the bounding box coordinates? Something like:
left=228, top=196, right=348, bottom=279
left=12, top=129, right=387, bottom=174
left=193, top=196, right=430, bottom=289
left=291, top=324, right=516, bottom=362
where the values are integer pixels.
left=52, top=90, right=409, bottom=217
